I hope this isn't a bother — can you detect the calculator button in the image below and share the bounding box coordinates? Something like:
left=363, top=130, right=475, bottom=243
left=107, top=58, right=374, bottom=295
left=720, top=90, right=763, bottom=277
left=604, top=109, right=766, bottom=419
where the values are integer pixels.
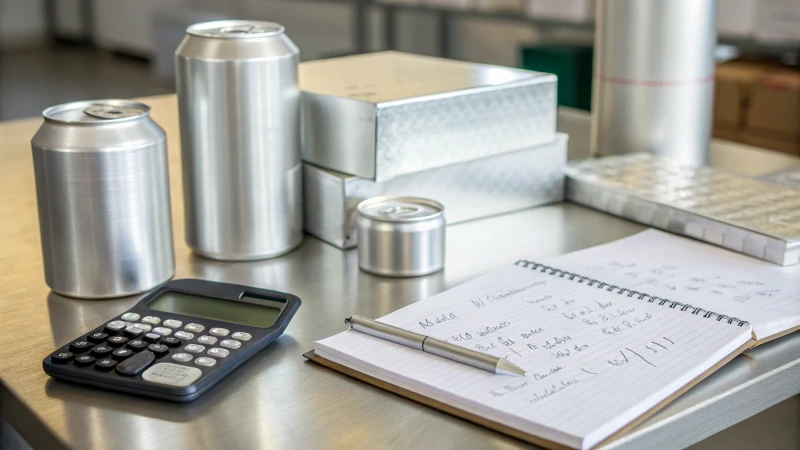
left=120, top=312, right=140, bottom=322
left=207, top=348, right=229, bottom=358
left=171, top=353, right=193, bottom=363
left=51, top=351, right=74, bottom=364
left=143, top=333, right=161, bottom=343
left=142, top=363, right=202, bottom=387
left=184, top=323, right=205, bottom=333
left=183, top=344, right=206, bottom=353
left=126, top=339, right=148, bottom=351
left=231, top=332, right=252, bottom=341
left=141, top=316, right=161, bottom=326
left=116, top=350, right=155, bottom=376
left=124, top=327, right=145, bottom=338
left=87, top=332, right=109, bottom=343
left=90, top=345, right=113, bottom=358
left=107, top=336, right=129, bottom=347
left=74, top=355, right=96, bottom=367
left=132, top=323, right=153, bottom=332
left=196, top=335, right=218, bottom=345
left=94, top=359, right=117, bottom=372
left=148, top=344, right=169, bottom=357
left=209, top=328, right=230, bottom=337
left=69, top=340, right=93, bottom=354
left=195, top=357, right=217, bottom=367
left=161, top=337, right=181, bottom=347
left=152, top=327, right=172, bottom=336
left=173, top=331, right=194, bottom=341
left=112, top=348, right=134, bottom=361
left=162, top=319, right=182, bottom=329
left=219, top=339, right=241, bottom=350
left=104, top=321, right=126, bottom=333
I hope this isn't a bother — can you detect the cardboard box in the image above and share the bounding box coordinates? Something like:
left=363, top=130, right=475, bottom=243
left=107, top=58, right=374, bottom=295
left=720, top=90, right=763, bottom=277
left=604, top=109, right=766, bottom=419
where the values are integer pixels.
left=754, top=0, right=800, bottom=43
left=525, top=0, right=596, bottom=22
left=748, top=69, right=800, bottom=137
left=718, top=0, right=758, bottom=37
left=742, top=130, right=800, bottom=156
left=713, top=60, right=773, bottom=128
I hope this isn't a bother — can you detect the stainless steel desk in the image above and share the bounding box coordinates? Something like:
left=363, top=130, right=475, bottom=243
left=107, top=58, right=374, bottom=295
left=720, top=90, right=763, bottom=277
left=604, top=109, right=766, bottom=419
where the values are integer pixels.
left=1, top=97, right=798, bottom=450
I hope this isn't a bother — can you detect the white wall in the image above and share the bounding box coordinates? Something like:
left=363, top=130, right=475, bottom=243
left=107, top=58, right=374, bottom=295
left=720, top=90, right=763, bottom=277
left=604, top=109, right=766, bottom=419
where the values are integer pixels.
left=0, top=0, right=46, bottom=49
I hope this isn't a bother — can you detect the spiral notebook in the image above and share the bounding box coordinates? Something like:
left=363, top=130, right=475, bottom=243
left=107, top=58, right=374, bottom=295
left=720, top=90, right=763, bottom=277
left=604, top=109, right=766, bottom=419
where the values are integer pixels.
left=309, top=230, right=800, bottom=449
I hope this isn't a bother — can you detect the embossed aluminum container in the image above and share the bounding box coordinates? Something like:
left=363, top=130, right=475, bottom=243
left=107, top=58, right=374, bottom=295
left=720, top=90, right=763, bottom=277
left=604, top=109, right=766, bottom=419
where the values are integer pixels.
left=357, top=197, right=445, bottom=277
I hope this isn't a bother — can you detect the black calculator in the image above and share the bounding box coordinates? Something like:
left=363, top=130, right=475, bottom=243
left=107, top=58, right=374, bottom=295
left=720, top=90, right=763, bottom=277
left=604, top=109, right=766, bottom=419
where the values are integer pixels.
left=43, top=279, right=301, bottom=401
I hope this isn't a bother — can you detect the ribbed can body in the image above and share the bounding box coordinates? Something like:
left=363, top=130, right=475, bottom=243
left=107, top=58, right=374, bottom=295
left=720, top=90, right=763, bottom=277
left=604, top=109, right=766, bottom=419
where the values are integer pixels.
left=176, top=20, right=303, bottom=261
left=31, top=100, right=175, bottom=299
left=591, top=0, right=717, bottom=166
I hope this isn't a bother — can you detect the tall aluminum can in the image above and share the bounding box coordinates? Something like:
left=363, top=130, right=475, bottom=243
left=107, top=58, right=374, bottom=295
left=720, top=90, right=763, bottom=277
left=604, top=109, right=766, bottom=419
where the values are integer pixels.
left=176, top=20, right=303, bottom=261
left=591, top=0, right=717, bottom=166
left=31, top=100, right=174, bottom=299
left=357, top=197, right=445, bottom=278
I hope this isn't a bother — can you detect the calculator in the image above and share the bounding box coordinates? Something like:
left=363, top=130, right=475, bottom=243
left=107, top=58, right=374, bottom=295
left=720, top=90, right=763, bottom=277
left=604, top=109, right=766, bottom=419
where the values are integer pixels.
left=43, top=279, right=301, bottom=402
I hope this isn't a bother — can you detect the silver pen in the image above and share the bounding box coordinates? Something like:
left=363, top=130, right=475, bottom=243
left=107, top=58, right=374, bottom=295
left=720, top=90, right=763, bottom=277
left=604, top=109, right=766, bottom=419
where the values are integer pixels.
left=345, top=315, right=527, bottom=377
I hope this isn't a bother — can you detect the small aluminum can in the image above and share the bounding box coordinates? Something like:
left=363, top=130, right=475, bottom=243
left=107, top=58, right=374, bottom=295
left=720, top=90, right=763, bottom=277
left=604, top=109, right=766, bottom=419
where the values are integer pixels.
left=357, top=196, right=445, bottom=277
left=176, top=20, right=303, bottom=261
left=31, top=100, right=175, bottom=299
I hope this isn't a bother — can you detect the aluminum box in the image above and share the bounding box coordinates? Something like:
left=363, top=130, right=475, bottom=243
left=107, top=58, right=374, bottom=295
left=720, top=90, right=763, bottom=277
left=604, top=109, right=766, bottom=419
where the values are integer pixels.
left=299, top=51, right=558, bottom=182
left=304, top=133, right=567, bottom=249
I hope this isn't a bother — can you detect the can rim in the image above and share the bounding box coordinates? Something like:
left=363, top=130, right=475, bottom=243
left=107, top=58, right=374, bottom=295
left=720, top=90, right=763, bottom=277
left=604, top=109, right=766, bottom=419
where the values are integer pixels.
left=357, top=196, right=444, bottom=223
left=42, top=99, right=151, bottom=124
left=187, top=20, right=285, bottom=39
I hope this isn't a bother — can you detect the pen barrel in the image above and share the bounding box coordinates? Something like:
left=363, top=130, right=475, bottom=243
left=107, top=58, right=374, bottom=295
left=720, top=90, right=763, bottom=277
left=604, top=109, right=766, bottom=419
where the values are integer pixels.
left=422, top=338, right=499, bottom=373
left=349, top=316, right=425, bottom=350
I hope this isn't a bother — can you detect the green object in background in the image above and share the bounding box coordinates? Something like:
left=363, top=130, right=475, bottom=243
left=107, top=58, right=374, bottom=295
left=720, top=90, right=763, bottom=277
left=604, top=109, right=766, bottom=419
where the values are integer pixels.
left=521, top=45, right=594, bottom=111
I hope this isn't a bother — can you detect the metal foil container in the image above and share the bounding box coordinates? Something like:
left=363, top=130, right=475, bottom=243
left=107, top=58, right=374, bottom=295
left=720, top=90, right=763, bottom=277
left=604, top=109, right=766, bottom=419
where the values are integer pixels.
left=31, top=100, right=175, bottom=298
left=357, top=197, right=445, bottom=277
left=304, top=133, right=567, bottom=249
left=566, top=153, right=800, bottom=265
left=300, top=51, right=557, bottom=182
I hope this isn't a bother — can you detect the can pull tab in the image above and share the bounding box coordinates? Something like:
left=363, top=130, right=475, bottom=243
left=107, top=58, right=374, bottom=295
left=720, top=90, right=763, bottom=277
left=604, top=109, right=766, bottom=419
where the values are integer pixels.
left=379, top=205, right=421, bottom=217
left=219, top=25, right=270, bottom=35
left=83, top=105, right=145, bottom=120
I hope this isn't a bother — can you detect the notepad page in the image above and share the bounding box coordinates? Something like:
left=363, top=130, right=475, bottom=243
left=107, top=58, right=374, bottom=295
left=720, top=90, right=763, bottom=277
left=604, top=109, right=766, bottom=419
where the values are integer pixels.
left=547, top=229, right=800, bottom=340
left=315, top=265, right=753, bottom=449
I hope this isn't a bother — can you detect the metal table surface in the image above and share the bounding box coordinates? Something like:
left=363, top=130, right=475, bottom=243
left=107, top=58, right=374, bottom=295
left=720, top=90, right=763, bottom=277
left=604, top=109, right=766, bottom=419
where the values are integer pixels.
left=1, top=96, right=799, bottom=450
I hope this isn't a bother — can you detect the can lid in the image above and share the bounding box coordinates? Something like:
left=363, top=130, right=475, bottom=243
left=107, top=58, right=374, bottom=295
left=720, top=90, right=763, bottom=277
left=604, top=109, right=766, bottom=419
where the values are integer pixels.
left=357, top=196, right=444, bottom=223
left=42, top=100, right=150, bottom=124
left=187, top=20, right=285, bottom=39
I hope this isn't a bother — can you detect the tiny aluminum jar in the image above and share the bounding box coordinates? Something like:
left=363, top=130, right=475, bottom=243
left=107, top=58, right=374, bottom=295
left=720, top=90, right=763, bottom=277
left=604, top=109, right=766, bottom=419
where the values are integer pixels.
left=356, top=196, right=445, bottom=277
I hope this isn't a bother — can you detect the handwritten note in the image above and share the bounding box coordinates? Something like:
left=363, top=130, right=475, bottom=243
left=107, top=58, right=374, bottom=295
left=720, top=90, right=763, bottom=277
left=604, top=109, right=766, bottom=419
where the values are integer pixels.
left=315, top=264, right=753, bottom=449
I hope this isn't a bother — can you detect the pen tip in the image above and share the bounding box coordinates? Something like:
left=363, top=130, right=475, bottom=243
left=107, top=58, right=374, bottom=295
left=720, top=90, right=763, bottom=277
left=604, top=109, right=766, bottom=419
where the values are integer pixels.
left=496, top=359, right=527, bottom=377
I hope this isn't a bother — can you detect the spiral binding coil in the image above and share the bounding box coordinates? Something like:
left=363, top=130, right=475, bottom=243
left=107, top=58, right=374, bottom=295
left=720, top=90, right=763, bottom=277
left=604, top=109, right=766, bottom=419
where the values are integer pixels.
left=515, top=260, right=749, bottom=327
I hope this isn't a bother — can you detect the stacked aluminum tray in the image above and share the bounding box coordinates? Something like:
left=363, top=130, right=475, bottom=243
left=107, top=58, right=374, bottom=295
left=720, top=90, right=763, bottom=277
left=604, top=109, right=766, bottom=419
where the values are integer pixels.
left=566, top=153, right=800, bottom=265
left=305, top=134, right=567, bottom=249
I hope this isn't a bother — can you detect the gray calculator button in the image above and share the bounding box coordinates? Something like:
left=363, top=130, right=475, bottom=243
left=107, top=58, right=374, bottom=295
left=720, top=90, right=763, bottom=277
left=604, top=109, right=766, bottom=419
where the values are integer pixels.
left=195, top=357, right=217, bottom=367
left=197, top=335, right=218, bottom=345
left=231, top=332, right=252, bottom=341
left=207, top=348, right=229, bottom=358
left=173, top=331, right=194, bottom=340
left=120, top=313, right=140, bottom=322
left=219, top=339, right=241, bottom=350
left=184, top=323, right=205, bottom=333
left=171, top=353, right=193, bottom=363
left=184, top=344, right=206, bottom=353
left=106, top=320, right=126, bottom=331
left=142, top=363, right=202, bottom=387
left=152, top=327, right=172, bottom=336
left=209, top=328, right=229, bottom=337
left=124, top=326, right=144, bottom=336
left=132, top=323, right=152, bottom=332
left=162, top=319, right=182, bottom=329
left=141, top=316, right=161, bottom=325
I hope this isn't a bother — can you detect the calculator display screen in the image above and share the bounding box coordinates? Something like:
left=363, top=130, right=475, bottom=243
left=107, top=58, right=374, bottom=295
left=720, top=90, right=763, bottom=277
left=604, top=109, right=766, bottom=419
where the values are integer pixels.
left=149, top=291, right=285, bottom=328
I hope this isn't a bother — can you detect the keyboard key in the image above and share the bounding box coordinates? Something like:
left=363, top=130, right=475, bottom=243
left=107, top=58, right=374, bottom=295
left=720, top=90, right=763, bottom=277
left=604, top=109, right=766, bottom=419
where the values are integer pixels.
left=69, top=340, right=93, bottom=354
left=231, top=332, right=252, bottom=341
left=207, top=348, right=229, bottom=358
left=111, top=348, right=134, bottom=361
left=87, top=332, right=109, bottom=343
left=116, top=350, right=155, bottom=376
left=120, top=312, right=140, bottom=322
left=173, top=331, right=194, bottom=341
left=143, top=333, right=161, bottom=343
left=107, top=336, right=129, bottom=348
left=219, top=339, right=241, bottom=350
left=123, top=327, right=145, bottom=338
left=209, top=328, right=230, bottom=337
left=132, top=323, right=152, bottom=332
left=161, top=337, right=181, bottom=347
left=51, top=351, right=74, bottom=364
left=184, top=323, right=205, bottom=333
left=197, top=335, right=218, bottom=346
left=141, top=316, right=161, bottom=326
left=94, top=359, right=117, bottom=372
left=127, top=339, right=148, bottom=351
left=195, top=357, right=216, bottom=367
left=147, top=344, right=169, bottom=357
left=90, top=345, right=113, bottom=358
left=162, top=319, right=182, bottom=329
left=152, top=327, right=172, bottom=336
left=143, top=363, right=202, bottom=387
left=183, top=344, right=205, bottom=353
left=171, top=353, right=193, bottom=363
left=104, top=320, right=127, bottom=334
left=74, top=355, right=96, bottom=367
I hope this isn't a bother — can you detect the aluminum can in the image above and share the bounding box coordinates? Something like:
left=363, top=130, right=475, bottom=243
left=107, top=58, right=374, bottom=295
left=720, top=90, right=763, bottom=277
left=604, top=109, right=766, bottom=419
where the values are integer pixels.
left=31, top=100, right=174, bottom=299
left=357, top=197, right=445, bottom=277
left=176, top=20, right=302, bottom=261
left=591, top=0, right=717, bottom=166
